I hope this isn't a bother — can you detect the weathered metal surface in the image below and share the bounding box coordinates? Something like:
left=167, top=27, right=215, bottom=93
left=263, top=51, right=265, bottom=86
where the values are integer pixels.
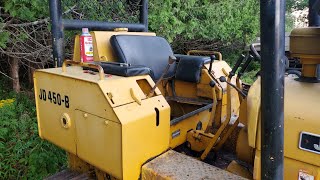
left=141, top=150, right=245, bottom=180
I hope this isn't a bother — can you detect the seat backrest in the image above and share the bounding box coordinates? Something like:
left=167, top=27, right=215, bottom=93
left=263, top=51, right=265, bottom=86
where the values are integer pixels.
left=174, top=54, right=211, bottom=83
left=110, top=35, right=176, bottom=80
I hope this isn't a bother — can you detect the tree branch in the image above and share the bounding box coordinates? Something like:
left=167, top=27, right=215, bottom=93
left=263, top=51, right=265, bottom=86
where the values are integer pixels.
left=8, top=18, right=49, bottom=27
left=3, top=4, right=77, bottom=28
left=0, top=70, right=14, bottom=80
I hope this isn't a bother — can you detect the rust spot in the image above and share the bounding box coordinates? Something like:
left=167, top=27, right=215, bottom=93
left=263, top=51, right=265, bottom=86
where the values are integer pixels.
left=294, top=116, right=304, bottom=120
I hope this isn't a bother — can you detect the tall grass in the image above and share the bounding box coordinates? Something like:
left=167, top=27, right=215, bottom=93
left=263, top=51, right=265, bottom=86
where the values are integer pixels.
left=0, top=78, right=66, bottom=179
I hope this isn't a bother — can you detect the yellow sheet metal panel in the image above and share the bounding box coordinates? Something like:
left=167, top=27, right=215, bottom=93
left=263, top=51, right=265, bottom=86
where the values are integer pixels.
left=246, top=77, right=261, bottom=148
left=204, top=60, right=234, bottom=100
left=33, top=78, right=43, bottom=138
left=186, top=130, right=215, bottom=152
left=283, top=157, right=320, bottom=180
left=254, top=150, right=320, bottom=180
left=253, top=151, right=260, bottom=180
left=114, top=95, right=170, bottom=180
left=37, top=66, right=160, bottom=108
left=202, top=61, right=240, bottom=125
left=238, top=99, right=247, bottom=125
left=35, top=65, right=170, bottom=180
left=290, top=27, right=320, bottom=56
left=254, top=76, right=320, bottom=167
left=169, top=110, right=211, bottom=148
left=35, top=67, right=118, bottom=120
left=174, top=80, right=198, bottom=98
left=236, top=129, right=254, bottom=165
left=141, top=150, right=245, bottom=180
left=34, top=69, right=119, bottom=153
left=282, top=76, right=320, bottom=167
left=73, top=35, right=80, bottom=62
left=197, top=69, right=214, bottom=99
left=73, top=31, right=156, bottom=62
left=98, top=75, right=161, bottom=108
left=252, top=76, right=320, bottom=178
left=74, top=110, right=122, bottom=179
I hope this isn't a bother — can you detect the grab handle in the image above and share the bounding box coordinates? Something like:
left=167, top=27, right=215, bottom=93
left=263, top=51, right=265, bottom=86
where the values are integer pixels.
left=187, top=50, right=222, bottom=61
left=62, top=60, right=105, bottom=80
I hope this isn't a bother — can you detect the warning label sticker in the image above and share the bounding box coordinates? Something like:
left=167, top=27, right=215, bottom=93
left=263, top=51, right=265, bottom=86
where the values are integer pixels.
left=298, top=171, right=314, bottom=180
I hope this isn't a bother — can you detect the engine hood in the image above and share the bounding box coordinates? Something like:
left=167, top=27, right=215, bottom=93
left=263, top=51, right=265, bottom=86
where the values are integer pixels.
left=247, top=75, right=320, bottom=167
left=282, top=76, right=320, bottom=166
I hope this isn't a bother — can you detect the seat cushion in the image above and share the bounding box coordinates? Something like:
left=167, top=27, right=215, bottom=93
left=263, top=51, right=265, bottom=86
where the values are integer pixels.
left=175, top=54, right=211, bottom=83
left=99, top=62, right=154, bottom=78
left=110, top=35, right=176, bottom=81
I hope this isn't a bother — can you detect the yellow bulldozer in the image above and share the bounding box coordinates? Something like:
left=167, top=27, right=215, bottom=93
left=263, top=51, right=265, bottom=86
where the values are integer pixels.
left=34, top=0, right=320, bottom=179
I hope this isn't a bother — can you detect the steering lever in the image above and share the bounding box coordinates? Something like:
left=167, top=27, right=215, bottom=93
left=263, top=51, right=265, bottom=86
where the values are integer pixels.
left=229, top=54, right=246, bottom=78
left=147, top=55, right=177, bottom=98
left=238, top=54, right=254, bottom=79
left=219, top=76, right=246, bottom=97
left=208, top=55, right=216, bottom=73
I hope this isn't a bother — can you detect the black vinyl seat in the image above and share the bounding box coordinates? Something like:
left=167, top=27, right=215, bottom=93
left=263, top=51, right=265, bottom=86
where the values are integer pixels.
left=174, top=54, right=211, bottom=83
left=110, top=35, right=176, bottom=81
left=97, top=62, right=153, bottom=78
left=109, top=35, right=212, bottom=83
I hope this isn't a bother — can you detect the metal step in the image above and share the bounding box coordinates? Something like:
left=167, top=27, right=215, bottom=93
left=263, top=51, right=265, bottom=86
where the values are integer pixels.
left=141, top=150, right=246, bottom=180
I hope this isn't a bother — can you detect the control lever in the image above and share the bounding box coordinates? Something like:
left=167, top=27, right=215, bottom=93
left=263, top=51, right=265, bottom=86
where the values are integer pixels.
left=229, top=54, right=245, bottom=78
left=205, top=80, right=218, bottom=133
left=208, top=55, right=216, bottom=73
left=200, top=78, right=230, bottom=160
left=201, top=57, right=247, bottom=160
left=234, top=54, right=253, bottom=102
left=219, top=76, right=246, bottom=97
left=250, top=43, right=261, bottom=61
left=147, top=55, right=177, bottom=98
left=237, top=54, right=254, bottom=79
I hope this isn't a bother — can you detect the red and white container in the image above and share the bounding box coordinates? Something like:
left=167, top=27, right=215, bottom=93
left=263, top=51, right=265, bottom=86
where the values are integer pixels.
left=80, top=28, right=94, bottom=63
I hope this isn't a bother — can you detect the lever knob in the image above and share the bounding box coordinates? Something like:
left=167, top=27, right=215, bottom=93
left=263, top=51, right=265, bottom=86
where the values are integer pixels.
left=219, top=76, right=227, bottom=82
left=209, top=80, right=216, bottom=87
left=210, top=55, right=216, bottom=61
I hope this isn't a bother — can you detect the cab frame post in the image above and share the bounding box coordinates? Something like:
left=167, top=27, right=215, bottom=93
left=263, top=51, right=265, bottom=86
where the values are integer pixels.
left=260, top=0, right=285, bottom=179
left=49, top=0, right=64, bottom=67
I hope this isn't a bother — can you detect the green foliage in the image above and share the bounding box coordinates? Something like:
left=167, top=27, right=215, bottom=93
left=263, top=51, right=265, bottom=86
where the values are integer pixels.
left=3, top=0, right=48, bottom=21
left=1, top=0, right=49, bottom=50
left=0, top=78, right=12, bottom=100
left=63, top=0, right=139, bottom=23
left=0, top=91, right=66, bottom=179
left=241, top=69, right=259, bottom=84
left=0, top=32, right=10, bottom=48
left=149, top=0, right=260, bottom=43
left=285, top=0, right=308, bottom=32
left=287, top=0, right=308, bottom=12
left=240, top=61, right=260, bottom=84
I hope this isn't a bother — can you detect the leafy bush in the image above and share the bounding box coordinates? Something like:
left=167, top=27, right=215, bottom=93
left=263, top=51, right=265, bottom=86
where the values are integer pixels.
left=0, top=1, right=310, bottom=179
left=0, top=92, right=66, bottom=179
left=149, top=0, right=260, bottom=43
